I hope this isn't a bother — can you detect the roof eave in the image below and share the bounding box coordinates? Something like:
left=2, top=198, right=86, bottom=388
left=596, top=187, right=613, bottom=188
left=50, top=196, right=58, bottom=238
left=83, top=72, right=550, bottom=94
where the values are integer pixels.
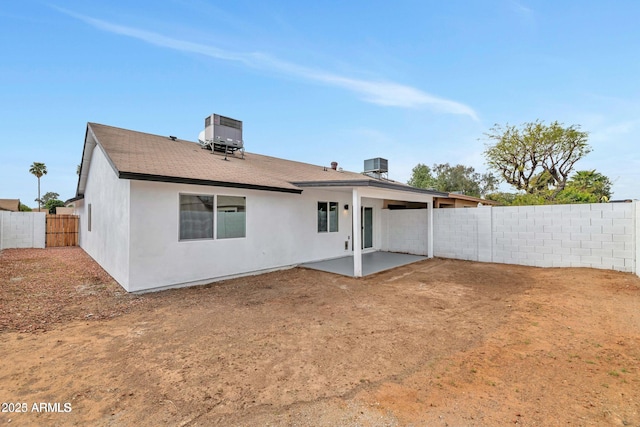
left=119, top=172, right=303, bottom=194
left=291, top=180, right=449, bottom=197
left=65, top=195, right=84, bottom=204
left=437, top=193, right=501, bottom=205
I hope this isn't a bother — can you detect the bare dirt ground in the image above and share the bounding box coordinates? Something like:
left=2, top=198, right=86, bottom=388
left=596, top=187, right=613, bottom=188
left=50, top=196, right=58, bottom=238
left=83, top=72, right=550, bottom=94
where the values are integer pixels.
left=1, top=248, right=639, bottom=426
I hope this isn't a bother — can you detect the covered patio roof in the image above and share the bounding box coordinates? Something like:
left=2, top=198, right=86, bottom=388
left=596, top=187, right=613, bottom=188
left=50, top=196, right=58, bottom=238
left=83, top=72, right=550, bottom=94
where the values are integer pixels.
left=300, top=251, right=428, bottom=277
left=295, top=184, right=440, bottom=277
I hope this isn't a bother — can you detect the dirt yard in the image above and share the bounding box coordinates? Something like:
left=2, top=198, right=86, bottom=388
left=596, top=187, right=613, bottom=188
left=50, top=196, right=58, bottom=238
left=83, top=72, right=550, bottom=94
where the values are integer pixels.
left=1, top=248, right=639, bottom=426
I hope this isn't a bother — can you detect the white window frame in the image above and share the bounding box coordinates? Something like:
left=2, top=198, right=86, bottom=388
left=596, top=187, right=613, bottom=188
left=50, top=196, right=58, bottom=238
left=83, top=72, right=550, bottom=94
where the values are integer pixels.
left=317, top=201, right=339, bottom=233
left=178, top=193, right=247, bottom=241
left=178, top=193, right=215, bottom=241
left=216, top=194, right=246, bottom=240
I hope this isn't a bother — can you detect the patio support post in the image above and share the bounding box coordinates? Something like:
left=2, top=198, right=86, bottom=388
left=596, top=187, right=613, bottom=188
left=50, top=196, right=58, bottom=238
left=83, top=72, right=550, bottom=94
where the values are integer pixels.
left=352, top=188, right=362, bottom=277
left=427, top=200, right=434, bottom=258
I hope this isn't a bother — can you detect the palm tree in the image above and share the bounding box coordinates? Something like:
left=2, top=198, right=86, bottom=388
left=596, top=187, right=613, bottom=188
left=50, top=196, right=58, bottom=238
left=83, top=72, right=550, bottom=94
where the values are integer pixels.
left=567, top=170, right=613, bottom=202
left=29, top=162, right=47, bottom=211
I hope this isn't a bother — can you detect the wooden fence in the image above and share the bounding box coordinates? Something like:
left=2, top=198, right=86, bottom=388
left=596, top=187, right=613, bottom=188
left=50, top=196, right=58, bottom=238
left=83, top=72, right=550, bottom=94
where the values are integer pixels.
left=46, top=214, right=79, bottom=247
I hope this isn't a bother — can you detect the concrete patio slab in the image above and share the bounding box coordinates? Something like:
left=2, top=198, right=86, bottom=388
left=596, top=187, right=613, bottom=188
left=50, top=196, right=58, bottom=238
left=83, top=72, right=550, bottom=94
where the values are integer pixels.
left=300, top=251, right=428, bottom=277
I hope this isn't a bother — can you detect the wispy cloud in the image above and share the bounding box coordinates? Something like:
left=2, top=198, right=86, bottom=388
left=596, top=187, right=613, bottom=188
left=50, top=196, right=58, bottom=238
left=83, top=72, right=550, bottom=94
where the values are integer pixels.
left=508, top=0, right=535, bottom=27
left=509, top=0, right=533, bottom=16
left=57, top=8, right=479, bottom=121
left=589, top=119, right=640, bottom=143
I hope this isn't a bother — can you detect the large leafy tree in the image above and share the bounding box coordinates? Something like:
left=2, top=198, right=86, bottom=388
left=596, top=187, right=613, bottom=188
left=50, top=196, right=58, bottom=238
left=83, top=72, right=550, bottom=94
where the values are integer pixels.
left=484, top=120, right=591, bottom=195
left=485, top=191, right=549, bottom=206
left=432, top=163, right=498, bottom=197
left=487, top=169, right=613, bottom=205
left=408, top=163, right=498, bottom=197
left=407, top=164, right=436, bottom=189
left=41, top=191, right=64, bottom=213
left=557, top=170, right=613, bottom=203
left=29, top=162, right=47, bottom=211
left=41, top=191, right=60, bottom=205
left=45, top=199, right=66, bottom=214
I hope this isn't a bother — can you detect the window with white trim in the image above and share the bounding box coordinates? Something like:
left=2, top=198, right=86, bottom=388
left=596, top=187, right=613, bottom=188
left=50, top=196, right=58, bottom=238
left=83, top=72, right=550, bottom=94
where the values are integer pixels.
left=317, top=201, right=338, bottom=232
left=217, top=195, right=246, bottom=239
left=180, top=195, right=214, bottom=240
left=179, top=194, right=246, bottom=240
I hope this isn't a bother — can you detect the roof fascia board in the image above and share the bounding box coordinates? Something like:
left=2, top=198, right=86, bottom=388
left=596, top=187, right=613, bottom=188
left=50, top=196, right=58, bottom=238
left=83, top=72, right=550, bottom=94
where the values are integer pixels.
left=119, top=172, right=303, bottom=194
left=442, top=194, right=500, bottom=204
left=89, top=125, right=122, bottom=179
left=76, top=123, right=122, bottom=198
left=75, top=125, right=94, bottom=197
left=291, top=180, right=448, bottom=197
left=65, top=195, right=84, bottom=204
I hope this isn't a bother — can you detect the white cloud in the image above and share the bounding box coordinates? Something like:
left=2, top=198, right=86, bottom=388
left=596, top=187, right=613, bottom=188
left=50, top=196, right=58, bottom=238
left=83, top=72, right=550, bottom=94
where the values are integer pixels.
left=58, top=8, right=479, bottom=121
left=590, top=119, right=640, bottom=143
left=508, top=0, right=535, bottom=28
left=508, top=0, right=533, bottom=17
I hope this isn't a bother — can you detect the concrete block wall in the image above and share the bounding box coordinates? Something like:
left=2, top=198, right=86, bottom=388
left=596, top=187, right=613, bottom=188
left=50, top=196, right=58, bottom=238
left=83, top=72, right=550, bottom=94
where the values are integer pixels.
left=433, top=202, right=637, bottom=274
left=381, top=209, right=429, bottom=256
left=434, top=208, right=480, bottom=260
left=0, top=212, right=46, bottom=249
left=476, top=208, right=493, bottom=263
left=492, top=203, right=635, bottom=272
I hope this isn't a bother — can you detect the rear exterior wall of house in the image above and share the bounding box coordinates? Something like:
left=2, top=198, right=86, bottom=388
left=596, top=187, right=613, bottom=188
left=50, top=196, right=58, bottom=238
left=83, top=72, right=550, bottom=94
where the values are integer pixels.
left=125, top=180, right=377, bottom=292
left=76, top=145, right=394, bottom=292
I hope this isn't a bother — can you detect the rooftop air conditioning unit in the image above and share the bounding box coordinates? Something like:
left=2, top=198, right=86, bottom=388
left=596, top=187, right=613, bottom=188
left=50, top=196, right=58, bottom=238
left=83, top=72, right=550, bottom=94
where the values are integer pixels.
left=364, top=157, right=388, bottom=174
left=202, top=114, right=243, bottom=151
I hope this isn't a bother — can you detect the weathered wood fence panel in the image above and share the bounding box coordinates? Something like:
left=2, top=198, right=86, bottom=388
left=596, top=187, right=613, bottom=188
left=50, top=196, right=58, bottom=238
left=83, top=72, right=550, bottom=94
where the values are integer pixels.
left=46, top=214, right=79, bottom=247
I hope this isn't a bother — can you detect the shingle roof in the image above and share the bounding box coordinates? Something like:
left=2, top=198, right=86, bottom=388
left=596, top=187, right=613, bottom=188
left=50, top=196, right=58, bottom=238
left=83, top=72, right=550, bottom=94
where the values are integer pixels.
left=437, top=193, right=501, bottom=205
left=81, top=123, right=446, bottom=196
left=0, top=199, right=20, bottom=211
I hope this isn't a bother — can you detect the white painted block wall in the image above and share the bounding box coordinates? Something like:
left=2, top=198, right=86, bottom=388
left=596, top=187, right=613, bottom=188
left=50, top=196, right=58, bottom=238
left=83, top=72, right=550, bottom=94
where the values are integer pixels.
left=434, top=202, right=637, bottom=274
left=381, top=209, right=428, bottom=256
left=433, top=208, right=492, bottom=261
left=493, top=203, right=635, bottom=271
left=0, top=212, right=46, bottom=249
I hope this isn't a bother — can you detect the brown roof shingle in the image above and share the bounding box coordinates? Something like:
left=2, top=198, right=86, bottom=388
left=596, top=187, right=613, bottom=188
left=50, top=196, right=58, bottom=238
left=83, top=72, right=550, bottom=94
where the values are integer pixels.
left=0, top=199, right=20, bottom=211
left=84, top=123, right=445, bottom=196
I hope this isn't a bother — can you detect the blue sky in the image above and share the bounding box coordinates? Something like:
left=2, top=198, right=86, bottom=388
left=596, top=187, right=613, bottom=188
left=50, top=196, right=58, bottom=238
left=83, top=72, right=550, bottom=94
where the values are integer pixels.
left=1, top=1, right=639, bottom=206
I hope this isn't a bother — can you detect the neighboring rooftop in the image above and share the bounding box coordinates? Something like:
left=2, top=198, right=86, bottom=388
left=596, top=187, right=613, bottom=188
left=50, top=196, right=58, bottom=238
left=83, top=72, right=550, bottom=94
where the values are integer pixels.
left=77, top=123, right=447, bottom=197
left=434, top=193, right=501, bottom=208
left=0, top=199, right=20, bottom=212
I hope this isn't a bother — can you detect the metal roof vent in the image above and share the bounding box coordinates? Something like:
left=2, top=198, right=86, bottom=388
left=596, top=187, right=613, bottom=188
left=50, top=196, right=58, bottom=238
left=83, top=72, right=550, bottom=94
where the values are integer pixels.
left=364, top=157, right=388, bottom=179
left=198, top=114, right=245, bottom=159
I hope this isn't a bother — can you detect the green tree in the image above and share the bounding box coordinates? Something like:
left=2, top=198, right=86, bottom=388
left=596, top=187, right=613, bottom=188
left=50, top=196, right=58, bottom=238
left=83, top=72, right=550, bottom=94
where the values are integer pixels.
left=45, top=199, right=66, bottom=214
left=484, top=120, right=591, bottom=196
left=41, top=191, right=60, bottom=205
left=408, top=163, right=498, bottom=197
left=19, top=203, right=32, bottom=212
left=29, top=162, right=47, bottom=211
left=554, top=188, right=598, bottom=204
left=556, top=170, right=613, bottom=203
left=432, top=163, right=498, bottom=197
left=485, top=192, right=548, bottom=206
left=567, top=170, right=612, bottom=201
left=486, top=170, right=613, bottom=206
left=407, top=163, right=436, bottom=189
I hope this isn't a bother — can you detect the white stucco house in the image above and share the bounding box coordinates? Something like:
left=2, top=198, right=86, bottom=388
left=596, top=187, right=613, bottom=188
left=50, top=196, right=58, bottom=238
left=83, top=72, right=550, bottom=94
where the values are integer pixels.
left=71, top=122, right=446, bottom=292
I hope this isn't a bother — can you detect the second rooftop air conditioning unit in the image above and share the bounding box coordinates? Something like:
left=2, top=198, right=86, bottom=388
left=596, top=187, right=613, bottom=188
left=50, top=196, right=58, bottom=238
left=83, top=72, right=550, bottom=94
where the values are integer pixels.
left=364, top=157, right=388, bottom=174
